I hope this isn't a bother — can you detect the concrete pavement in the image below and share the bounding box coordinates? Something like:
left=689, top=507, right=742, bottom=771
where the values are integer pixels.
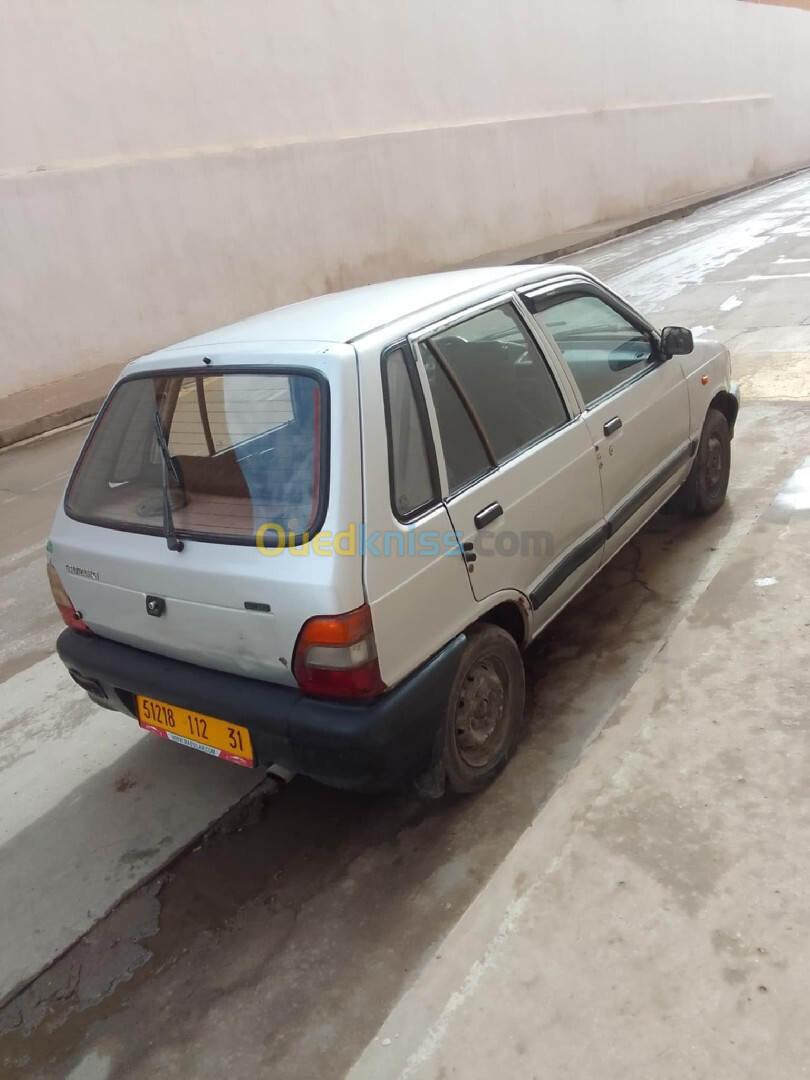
left=0, top=654, right=262, bottom=1005
left=348, top=461, right=810, bottom=1080
left=0, top=426, right=262, bottom=1006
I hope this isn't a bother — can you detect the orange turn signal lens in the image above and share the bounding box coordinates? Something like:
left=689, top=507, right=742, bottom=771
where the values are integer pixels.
left=292, top=604, right=385, bottom=700
left=297, top=605, right=374, bottom=648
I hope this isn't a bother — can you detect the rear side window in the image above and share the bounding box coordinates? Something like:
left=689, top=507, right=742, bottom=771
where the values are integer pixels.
left=66, top=371, right=326, bottom=545
left=382, top=349, right=437, bottom=520
left=418, top=342, right=491, bottom=494
left=421, top=303, right=568, bottom=493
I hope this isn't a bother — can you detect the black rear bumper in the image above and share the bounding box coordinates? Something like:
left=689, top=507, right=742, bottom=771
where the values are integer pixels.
left=56, top=629, right=465, bottom=793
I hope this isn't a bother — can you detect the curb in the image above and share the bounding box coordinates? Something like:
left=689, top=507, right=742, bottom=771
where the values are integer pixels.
left=0, top=396, right=106, bottom=451
left=458, top=164, right=810, bottom=268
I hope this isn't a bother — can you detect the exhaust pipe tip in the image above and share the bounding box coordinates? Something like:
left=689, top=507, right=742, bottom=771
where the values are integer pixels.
left=266, top=764, right=296, bottom=786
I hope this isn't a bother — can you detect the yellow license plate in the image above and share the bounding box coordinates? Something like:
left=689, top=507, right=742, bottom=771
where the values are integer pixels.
left=136, top=696, right=254, bottom=768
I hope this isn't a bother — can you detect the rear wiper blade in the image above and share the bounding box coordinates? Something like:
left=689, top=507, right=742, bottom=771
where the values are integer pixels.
left=152, top=410, right=186, bottom=552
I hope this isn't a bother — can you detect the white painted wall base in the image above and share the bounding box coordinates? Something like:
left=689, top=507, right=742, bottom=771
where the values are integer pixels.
left=2, top=0, right=810, bottom=397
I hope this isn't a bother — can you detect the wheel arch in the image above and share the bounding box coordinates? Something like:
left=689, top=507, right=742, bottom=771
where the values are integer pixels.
left=475, top=597, right=530, bottom=651
left=709, top=390, right=739, bottom=439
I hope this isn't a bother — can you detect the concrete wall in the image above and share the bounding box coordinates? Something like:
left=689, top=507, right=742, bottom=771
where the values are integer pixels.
left=2, top=0, right=810, bottom=398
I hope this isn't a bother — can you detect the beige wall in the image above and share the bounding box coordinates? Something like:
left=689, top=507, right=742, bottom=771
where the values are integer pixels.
left=2, top=0, right=810, bottom=398
left=743, top=0, right=810, bottom=10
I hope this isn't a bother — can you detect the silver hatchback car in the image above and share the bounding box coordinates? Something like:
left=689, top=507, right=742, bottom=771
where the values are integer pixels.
left=49, top=266, right=739, bottom=794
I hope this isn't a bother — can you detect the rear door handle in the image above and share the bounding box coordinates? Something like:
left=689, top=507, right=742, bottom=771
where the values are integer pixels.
left=603, top=416, right=623, bottom=437
left=474, top=502, right=503, bottom=530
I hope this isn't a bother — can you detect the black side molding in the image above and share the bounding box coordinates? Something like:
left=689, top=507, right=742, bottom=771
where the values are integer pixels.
left=530, top=527, right=607, bottom=611
left=607, top=443, right=692, bottom=538
left=529, top=442, right=694, bottom=612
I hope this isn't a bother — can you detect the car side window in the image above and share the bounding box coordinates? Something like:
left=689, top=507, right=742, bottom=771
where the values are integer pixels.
left=418, top=342, right=492, bottom=494
left=528, top=293, right=655, bottom=408
left=382, top=348, right=437, bottom=519
left=420, top=303, right=568, bottom=492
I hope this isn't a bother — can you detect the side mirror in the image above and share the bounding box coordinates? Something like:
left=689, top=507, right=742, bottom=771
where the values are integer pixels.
left=660, top=326, right=694, bottom=358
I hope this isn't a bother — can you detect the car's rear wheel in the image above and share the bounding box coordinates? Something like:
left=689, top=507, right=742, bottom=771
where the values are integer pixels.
left=441, top=624, right=525, bottom=795
left=669, top=408, right=731, bottom=517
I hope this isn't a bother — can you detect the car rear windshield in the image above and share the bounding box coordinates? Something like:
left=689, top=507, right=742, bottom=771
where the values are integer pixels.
left=66, top=371, right=326, bottom=545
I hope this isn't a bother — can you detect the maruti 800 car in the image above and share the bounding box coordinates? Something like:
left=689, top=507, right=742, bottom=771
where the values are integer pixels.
left=48, top=266, right=739, bottom=795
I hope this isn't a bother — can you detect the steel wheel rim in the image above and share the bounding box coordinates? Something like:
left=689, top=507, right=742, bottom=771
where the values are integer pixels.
left=454, top=654, right=508, bottom=769
left=704, top=434, right=725, bottom=497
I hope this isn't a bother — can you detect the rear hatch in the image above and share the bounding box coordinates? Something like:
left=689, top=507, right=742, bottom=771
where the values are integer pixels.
left=51, top=360, right=363, bottom=685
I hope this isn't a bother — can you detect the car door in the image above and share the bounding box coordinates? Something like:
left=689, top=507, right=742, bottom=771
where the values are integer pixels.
left=411, top=297, right=605, bottom=626
left=360, top=342, right=480, bottom=689
left=522, top=283, right=692, bottom=557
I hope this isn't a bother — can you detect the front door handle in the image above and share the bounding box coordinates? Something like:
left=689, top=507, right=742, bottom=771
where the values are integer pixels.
left=474, top=502, right=504, bottom=530
left=604, top=416, right=623, bottom=437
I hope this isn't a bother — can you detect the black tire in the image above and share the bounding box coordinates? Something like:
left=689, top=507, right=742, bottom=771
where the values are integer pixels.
left=669, top=408, right=731, bottom=517
left=441, top=624, right=525, bottom=795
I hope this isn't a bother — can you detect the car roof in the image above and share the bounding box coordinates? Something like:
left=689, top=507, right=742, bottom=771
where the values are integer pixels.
left=148, top=265, right=576, bottom=358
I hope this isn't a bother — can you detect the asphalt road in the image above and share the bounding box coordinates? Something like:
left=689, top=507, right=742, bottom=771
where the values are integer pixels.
left=1, top=170, right=809, bottom=1079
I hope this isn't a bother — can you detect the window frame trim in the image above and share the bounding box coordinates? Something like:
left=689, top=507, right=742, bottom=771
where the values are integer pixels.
left=194, top=376, right=217, bottom=456
left=380, top=341, right=442, bottom=525
left=63, top=365, right=331, bottom=549
left=422, top=336, right=498, bottom=468
left=519, top=279, right=665, bottom=413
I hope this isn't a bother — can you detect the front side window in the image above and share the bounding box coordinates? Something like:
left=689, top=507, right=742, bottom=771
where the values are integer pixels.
left=383, top=349, right=436, bottom=519
left=66, top=371, right=325, bottom=544
left=528, top=293, right=655, bottom=407
left=421, top=303, right=568, bottom=492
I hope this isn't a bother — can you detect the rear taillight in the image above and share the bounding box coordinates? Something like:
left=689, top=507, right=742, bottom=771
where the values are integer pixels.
left=292, top=604, right=385, bottom=700
left=47, top=564, right=93, bottom=635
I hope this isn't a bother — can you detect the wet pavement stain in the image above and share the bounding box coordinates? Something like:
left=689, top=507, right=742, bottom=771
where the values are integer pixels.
left=585, top=787, right=728, bottom=917
left=0, top=883, right=162, bottom=1040
left=119, top=847, right=162, bottom=867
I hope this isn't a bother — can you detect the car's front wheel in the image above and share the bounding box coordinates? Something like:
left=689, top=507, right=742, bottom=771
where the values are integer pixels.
left=670, top=407, right=731, bottom=516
